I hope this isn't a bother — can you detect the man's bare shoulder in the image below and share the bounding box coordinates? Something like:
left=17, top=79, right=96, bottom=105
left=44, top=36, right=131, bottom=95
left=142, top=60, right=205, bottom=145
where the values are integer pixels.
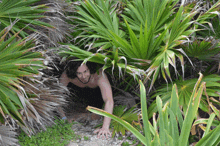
left=95, top=69, right=107, bottom=80
left=96, top=70, right=111, bottom=86
left=60, top=70, right=78, bottom=86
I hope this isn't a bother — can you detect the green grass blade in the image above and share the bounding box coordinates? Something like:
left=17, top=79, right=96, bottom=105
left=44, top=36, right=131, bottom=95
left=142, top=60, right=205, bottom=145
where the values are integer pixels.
left=203, top=113, right=216, bottom=137
left=139, top=80, right=151, bottom=145
left=168, top=107, right=179, bottom=146
left=179, top=74, right=204, bottom=146
left=193, top=118, right=220, bottom=127
left=169, top=84, right=179, bottom=116
left=150, top=132, right=160, bottom=146
left=156, top=96, right=165, bottom=146
left=195, top=124, right=220, bottom=146
left=210, top=103, right=220, bottom=119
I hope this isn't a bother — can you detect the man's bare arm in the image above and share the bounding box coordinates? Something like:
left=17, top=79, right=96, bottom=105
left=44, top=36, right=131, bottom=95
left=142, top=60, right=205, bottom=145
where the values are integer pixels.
left=94, top=72, right=114, bottom=138
left=60, top=71, right=69, bottom=86
left=58, top=71, right=69, bottom=120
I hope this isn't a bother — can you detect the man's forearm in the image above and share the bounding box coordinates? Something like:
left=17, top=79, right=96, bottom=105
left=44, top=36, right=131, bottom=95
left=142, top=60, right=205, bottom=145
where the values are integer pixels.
left=102, top=99, right=114, bottom=128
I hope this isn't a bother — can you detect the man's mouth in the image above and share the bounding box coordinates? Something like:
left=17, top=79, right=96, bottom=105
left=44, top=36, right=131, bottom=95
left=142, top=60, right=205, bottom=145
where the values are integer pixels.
left=77, top=75, right=91, bottom=84
left=82, top=78, right=88, bottom=82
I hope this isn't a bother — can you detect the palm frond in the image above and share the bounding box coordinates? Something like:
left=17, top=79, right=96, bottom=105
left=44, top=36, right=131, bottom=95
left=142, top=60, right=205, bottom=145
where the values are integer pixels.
left=0, top=125, right=17, bottom=146
left=32, top=0, right=74, bottom=48
left=122, top=0, right=178, bottom=33
left=181, top=38, right=220, bottom=61
left=59, top=44, right=146, bottom=80
left=71, top=0, right=125, bottom=49
left=148, top=74, right=220, bottom=118
left=20, top=75, right=68, bottom=134
left=197, top=17, right=220, bottom=39
left=0, top=23, right=69, bottom=142
left=109, top=1, right=198, bottom=91
left=0, top=28, right=44, bottom=126
left=0, top=0, right=52, bottom=38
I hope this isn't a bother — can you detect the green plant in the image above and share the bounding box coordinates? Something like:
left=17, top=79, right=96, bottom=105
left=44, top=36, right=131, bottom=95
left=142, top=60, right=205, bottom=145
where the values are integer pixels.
left=148, top=74, right=220, bottom=118
left=61, top=0, right=220, bottom=92
left=111, top=105, right=140, bottom=137
left=192, top=112, right=220, bottom=146
left=95, top=105, right=140, bottom=137
left=72, top=0, right=125, bottom=48
left=87, top=74, right=220, bottom=145
left=118, top=136, right=123, bottom=140
left=131, top=139, right=143, bottom=146
left=180, top=39, right=220, bottom=61
left=83, top=136, right=89, bottom=141
left=0, top=0, right=52, bottom=37
left=18, top=118, right=77, bottom=146
left=197, top=16, right=220, bottom=39
left=122, top=141, right=130, bottom=146
left=0, top=22, right=67, bottom=145
left=0, top=26, right=44, bottom=126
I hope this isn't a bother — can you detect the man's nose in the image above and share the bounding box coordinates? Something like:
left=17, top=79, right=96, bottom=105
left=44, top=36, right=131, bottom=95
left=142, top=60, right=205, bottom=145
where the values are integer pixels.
left=82, top=73, right=86, bottom=78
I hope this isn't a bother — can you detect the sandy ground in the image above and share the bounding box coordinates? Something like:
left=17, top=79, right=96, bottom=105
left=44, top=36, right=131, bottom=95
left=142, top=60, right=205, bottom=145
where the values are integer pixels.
left=67, top=122, right=136, bottom=146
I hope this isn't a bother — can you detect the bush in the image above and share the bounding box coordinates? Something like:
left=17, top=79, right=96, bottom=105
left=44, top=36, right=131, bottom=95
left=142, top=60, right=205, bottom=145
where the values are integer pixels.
left=18, top=118, right=77, bottom=146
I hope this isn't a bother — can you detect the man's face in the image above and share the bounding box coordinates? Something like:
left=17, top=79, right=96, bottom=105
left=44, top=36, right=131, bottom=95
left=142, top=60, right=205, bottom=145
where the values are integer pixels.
left=76, top=64, right=91, bottom=84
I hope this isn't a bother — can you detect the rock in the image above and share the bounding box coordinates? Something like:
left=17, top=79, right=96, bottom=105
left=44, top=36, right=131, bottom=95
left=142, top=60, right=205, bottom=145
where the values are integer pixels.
left=67, top=141, right=78, bottom=146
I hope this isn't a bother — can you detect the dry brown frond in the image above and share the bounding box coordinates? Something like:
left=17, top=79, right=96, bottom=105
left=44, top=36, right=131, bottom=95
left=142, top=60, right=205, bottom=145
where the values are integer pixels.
left=18, top=74, right=69, bottom=135
left=31, top=0, right=75, bottom=48
left=0, top=125, right=18, bottom=146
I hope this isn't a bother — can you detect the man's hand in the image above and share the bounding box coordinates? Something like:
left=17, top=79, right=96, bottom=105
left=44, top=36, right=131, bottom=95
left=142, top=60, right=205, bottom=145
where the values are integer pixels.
left=94, top=127, right=112, bottom=139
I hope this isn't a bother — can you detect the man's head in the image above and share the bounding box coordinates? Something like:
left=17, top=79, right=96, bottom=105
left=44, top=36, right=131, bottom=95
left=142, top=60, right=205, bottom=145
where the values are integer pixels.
left=75, top=63, right=91, bottom=84
left=65, top=60, right=97, bottom=83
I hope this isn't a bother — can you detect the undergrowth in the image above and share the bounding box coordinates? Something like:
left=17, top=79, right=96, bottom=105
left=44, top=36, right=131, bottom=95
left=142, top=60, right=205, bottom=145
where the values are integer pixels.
left=18, top=118, right=77, bottom=146
left=18, top=117, right=141, bottom=146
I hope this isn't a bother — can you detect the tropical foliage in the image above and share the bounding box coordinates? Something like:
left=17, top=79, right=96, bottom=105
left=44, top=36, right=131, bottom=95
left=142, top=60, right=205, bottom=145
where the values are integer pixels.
left=0, top=24, right=68, bottom=144
left=148, top=74, right=220, bottom=118
left=0, top=27, right=43, bottom=124
left=88, top=75, right=220, bottom=146
left=0, top=0, right=220, bottom=145
left=61, top=0, right=220, bottom=89
left=0, top=0, right=70, bottom=145
left=0, top=0, right=52, bottom=37
left=95, top=105, right=140, bottom=137
left=110, top=105, right=140, bottom=137
left=62, top=0, right=220, bottom=145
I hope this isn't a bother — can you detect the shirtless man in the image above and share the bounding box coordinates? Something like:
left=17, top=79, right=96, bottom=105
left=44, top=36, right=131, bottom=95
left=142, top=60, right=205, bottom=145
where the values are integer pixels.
left=59, top=60, right=114, bottom=139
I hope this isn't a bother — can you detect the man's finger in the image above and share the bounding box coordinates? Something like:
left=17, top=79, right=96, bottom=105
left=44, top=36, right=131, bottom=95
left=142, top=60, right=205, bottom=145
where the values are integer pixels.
left=97, top=131, right=102, bottom=138
left=105, top=132, right=110, bottom=139
left=108, top=131, right=112, bottom=137
left=106, top=133, right=110, bottom=139
left=102, top=133, right=105, bottom=139
left=93, top=129, right=99, bottom=134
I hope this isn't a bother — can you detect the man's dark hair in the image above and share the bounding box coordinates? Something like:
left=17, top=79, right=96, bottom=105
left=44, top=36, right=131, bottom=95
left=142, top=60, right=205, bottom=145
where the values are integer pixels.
left=65, top=60, right=98, bottom=79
